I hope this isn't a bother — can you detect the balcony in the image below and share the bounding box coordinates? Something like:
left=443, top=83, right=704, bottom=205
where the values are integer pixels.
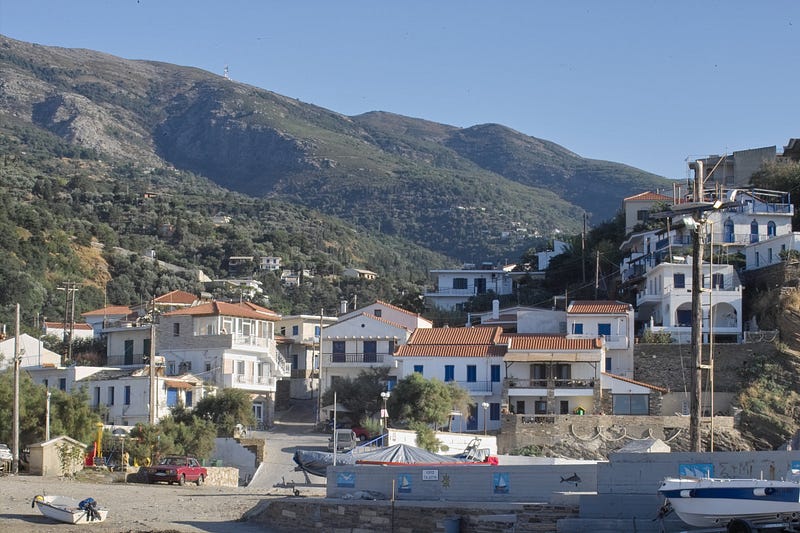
left=445, top=380, right=495, bottom=394
left=325, top=352, right=390, bottom=365
left=222, top=373, right=277, bottom=391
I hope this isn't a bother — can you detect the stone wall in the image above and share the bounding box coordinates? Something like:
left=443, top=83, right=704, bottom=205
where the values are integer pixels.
left=497, top=414, right=734, bottom=455
left=125, top=465, right=240, bottom=487
left=244, top=499, right=578, bottom=533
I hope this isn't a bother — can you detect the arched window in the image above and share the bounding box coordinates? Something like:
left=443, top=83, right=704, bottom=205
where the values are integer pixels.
left=767, top=221, right=776, bottom=237
left=723, top=219, right=734, bottom=243
left=750, top=220, right=759, bottom=243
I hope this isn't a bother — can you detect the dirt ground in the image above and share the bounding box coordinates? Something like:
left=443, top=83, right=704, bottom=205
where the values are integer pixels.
left=0, top=472, right=289, bottom=532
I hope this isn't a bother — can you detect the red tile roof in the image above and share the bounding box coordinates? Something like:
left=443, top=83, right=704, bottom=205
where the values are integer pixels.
left=81, top=305, right=133, bottom=317
left=602, top=371, right=668, bottom=393
left=154, top=290, right=198, bottom=305
left=163, top=301, right=278, bottom=321
left=396, top=344, right=507, bottom=358
left=407, top=326, right=503, bottom=345
left=568, top=300, right=632, bottom=314
left=396, top=327, right=505, bottom=358
left=624, top=191, right=672, bottom=202
left=506, top=335, right=603, bottom=350
left=45, top=321, right=93, bottom=330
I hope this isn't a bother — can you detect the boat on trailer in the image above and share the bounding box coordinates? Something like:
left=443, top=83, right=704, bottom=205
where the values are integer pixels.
left=658, top=475, right=800, bottom=531
left=32, top=494, right=108, bottom=524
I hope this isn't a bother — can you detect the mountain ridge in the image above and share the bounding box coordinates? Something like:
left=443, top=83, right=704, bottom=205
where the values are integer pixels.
left=0, top=34, right=672, bottom=261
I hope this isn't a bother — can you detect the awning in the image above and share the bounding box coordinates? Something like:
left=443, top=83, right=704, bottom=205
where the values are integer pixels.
left=164, top=379, right=195, bottom=390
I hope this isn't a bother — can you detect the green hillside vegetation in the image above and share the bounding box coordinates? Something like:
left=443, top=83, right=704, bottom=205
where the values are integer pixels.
left=0, top=34, right=672, bottom=263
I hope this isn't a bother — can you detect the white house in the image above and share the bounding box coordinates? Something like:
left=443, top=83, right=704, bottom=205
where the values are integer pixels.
left=337, top=300, right=433, bottom=332
left=622, top=191, right=673, bottom=235
left=157, top=300, right=289, bottom=428
left=0, top=333, right=61, bottom=370
left=425, top=264, right=515, bottom=311
left=535, top=239, right=571, bottom=272
left=42, top=321, right=94, bottom=341
left=80, top=305, right=134, bottom=337
left=566, top=300, right=635, bottom=379
left=342, top=268, right=378, bottom=280
left=25, top=365, right=202, bottom=425
left=394, top=326, right=506, bottom=433
left=473, top=302, right=566, bottom=334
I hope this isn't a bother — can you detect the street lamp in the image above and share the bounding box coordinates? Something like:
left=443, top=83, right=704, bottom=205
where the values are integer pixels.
left=381, top=391, right=391, bottom=429
left=481, top=401, right=489, bottom=435
left=45, top=390, right=51, bottom=441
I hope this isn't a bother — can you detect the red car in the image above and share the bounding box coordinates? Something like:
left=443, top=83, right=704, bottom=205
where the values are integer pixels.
left=145, top=455, right=207, bottom=486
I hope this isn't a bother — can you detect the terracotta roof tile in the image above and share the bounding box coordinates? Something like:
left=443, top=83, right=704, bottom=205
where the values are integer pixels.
left=507, top=335, right=603, bottom=350
left=153, top=290, right=198, bottom=305
left=568, top=300, right=632, bottom=314
left=396, top=345, right=507, bottom=358
left=162, top=301, right=278, bottom=321
left=602, top=371, right=668, bottom=393
left=81, top=305, right=133, bottom=317
left=624, top=191, right=672, bottom=202
left=45, top=322, right=93, bottom=330
left=407, top=327, right=503, bottom=345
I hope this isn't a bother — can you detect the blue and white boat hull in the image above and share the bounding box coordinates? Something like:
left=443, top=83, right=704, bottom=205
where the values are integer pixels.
left=658, top=477, right=800, bottom=528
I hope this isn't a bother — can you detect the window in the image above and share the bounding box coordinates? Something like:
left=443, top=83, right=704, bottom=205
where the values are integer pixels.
left=534, top=400, right=547, bottom=414
left=598, top=323, right=611, bottom=336
left=94, top=387, right=100, bottom=406
left=605, top=357, right=612, bottom=372
left=723, top=219, right=734, bottom=243
left=167, top=388, right=178, bottom=407
left=516, top=400, right=526, bottom=415
left=613, top=394, right=649, bottom=415
left=314, top=326, right=321, bottom=336
left=490, top=402, right=500, bottom=421
left=750, top=220, right=759, bottom=243
left=363, top=340, right=377, bottom=362
left=59, top=378, right=66, bottom=391
left=636, top=209, right=649, bottom=221
left=43, top=379, right=48, bottom=388
left=572, top=323, right=583, bottom=335
left=292, top=325, right=299, bottom=336
left=385, top=376, right=397, bottom=391
left=444, top=365, right=455, bottom=382
left=173, top=323, right=180, bottom=336
left=712, top=273, right=724, bottom=289
left=491, top=365, right=501, bottom=383
left=291, top=354, right=298, bottom=370
left=280, top=327, right=286, bottom=336
left=532, top=363, right=548, bottom=381
left=673, top=273, right=685, bottom=289
left=374, top=309, right=382, bottom=317
left=474, top=278, right=487, bottom=294
left=236, top=360, right=245, bottom=375
left=413, top=365, right=424, bottom=375
left=560, top=400, right=570, bottom=414
left=332, top=340, right=346, bottom=363
left=768, top=221, right=776, bottom=237
left=466, top=365, right=477, bottom=382
left=185, top=390, right=193, bottom=407
left=124, top=340, right=134, bottom=365
left=108, top=386, right=115, bottom=406
left=388, top=340, right=396, bottom=355
left=453, top=277, right=467, bottom=290
left=677, top=309, right=692, bottom=327
left=205, top=362, right=212, bottom=372
left=124, top=386, right=131, bottom=405
left=143, top=338, right=151, bottom=360
left=554, top=364, right=571, bottom=380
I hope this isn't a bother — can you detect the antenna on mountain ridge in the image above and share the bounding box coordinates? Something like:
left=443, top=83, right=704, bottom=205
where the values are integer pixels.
left=223, top=65, right=230, bottom=80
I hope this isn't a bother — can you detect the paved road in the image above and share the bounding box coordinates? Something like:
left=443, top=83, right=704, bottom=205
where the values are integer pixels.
left=247, top=398, right=329, bottom=495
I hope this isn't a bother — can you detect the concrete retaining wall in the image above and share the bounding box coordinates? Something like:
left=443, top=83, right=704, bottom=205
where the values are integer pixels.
left=244, top=499, right=578, bottom=533
left=327, top=463, right=598, bottom=502
left=125, top=465, right=240, bottom=487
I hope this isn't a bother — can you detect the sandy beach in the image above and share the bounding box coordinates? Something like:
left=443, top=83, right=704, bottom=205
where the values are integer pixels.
left=0, top=473, right=285, bottom=532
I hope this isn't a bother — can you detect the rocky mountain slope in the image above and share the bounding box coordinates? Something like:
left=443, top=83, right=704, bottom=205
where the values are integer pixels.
left=0, top=34, right=672, bottom=262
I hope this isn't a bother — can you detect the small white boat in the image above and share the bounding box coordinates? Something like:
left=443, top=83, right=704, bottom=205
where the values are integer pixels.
left=658, top=476, right=800, bottom=528
left=32, top=494, right=108, bottom=524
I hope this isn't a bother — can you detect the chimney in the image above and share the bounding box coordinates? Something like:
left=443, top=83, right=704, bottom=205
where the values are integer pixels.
left=492, top=299, right=500, bottom=320
left=340, top=300, right=348, bottom=315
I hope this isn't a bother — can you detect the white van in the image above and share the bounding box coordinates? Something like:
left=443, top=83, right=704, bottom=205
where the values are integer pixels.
left=328, top=429, right=358, bottom=451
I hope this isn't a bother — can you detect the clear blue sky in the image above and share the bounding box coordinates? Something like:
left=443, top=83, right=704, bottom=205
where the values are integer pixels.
left=1, top=1, right=798, bottom=180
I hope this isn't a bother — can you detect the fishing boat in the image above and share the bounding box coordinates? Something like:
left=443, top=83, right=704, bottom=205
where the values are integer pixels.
left=32, top=494, right=108, bottom=524
left=658, top=475, right=800, bottom=528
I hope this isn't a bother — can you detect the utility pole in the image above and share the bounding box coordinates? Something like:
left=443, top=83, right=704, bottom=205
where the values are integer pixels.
left=582, top=213, right=587, bottom=284
left=594, top=250, right=600, bottom=299
left=149, top=299, right=158, bottom=425
left=12, top=303, right=20, bottom=474
left=689, top=175, right=704, bottom=453
left=57, top=282, right=79, bottom=364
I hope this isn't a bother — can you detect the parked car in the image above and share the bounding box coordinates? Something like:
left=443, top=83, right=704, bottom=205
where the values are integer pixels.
left=145, top=455, right=207, bottom=486
left=328, top=429, right=358, bottom=451
left=0, top=443, right=12, bottom=462
left=350, top=426, right=377, bottom=442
